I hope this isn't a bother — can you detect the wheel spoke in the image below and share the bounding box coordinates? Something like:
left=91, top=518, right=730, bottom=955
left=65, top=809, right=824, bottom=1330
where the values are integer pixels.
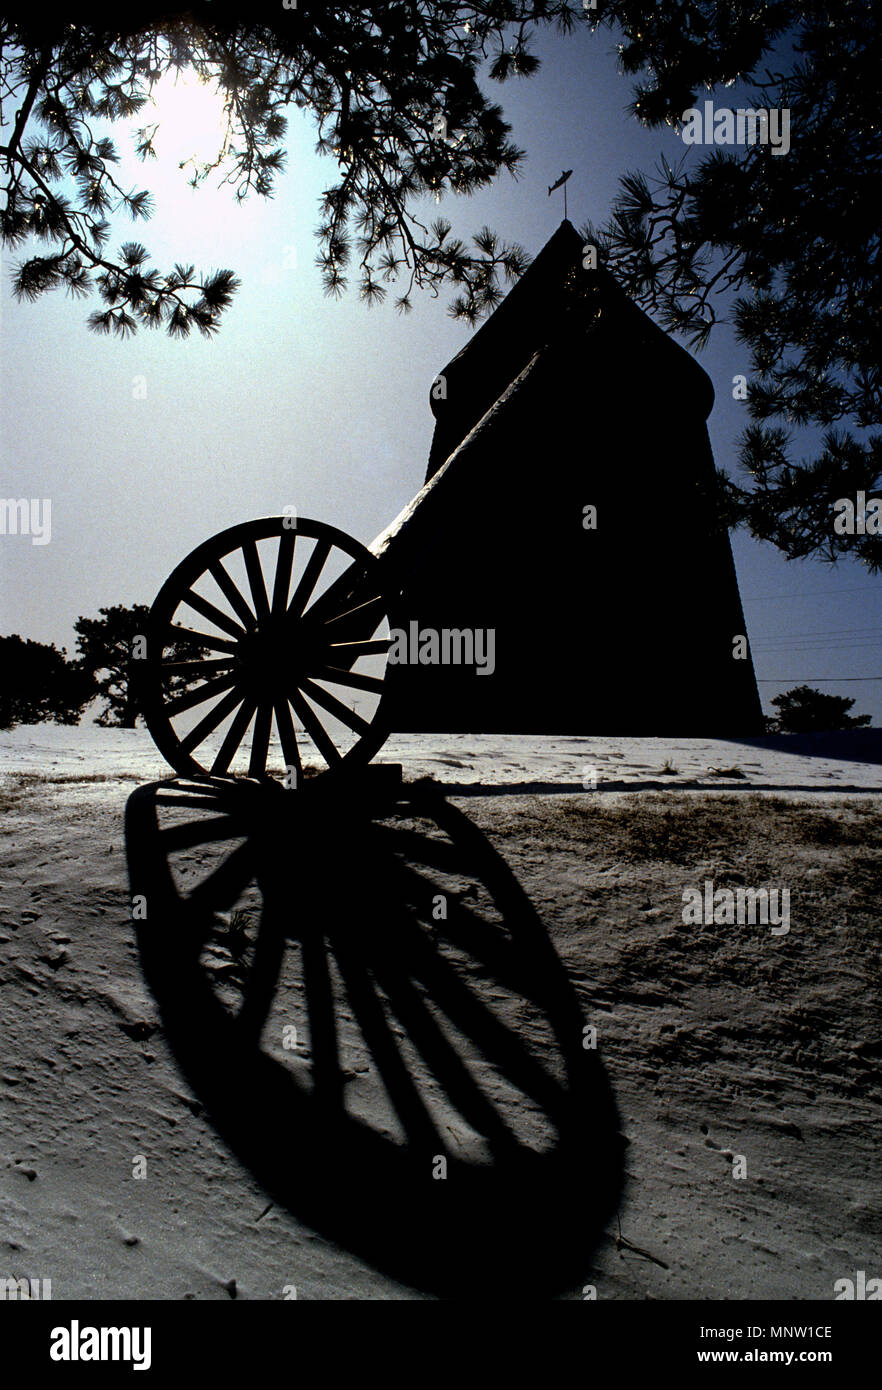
left=288, top=686, right=341, bottom=765
left=271, top=530, right=296, bottom=617
left=164, top=671, right=239, bottom=717
left=288, top=539, right=331, bottom=618
left=301, top=925, right=345, bottom=1109
left=327, top=638, right=391, bottom=658
left=273, top=693, right=303, bottom=779
left=321, top=592, right=385, bottom=628
left=182, top=589, right=246, bottom=640
left=209, top=559, right=257, bottom=631
left=298, top=559, right=369, bottom=626
left=311, top=665, right=385, bottom=694
left=333, top=939, right=441, bottom=1148
left=148, top=519, right=392, bottom=782
left=300, top=678, right=370, bottom=734
left=235, top=902, right=290, bottom=1045
left=180, top=686, right=246, bottom=754
left=242, top=539, right=271, bottom=623
left=167, top=626, right=239, bottom=655
left=187, top=840, right=258, bottom=916
left=248, top=699, right=273, bottom=777
left=371, top=947, right=517, bottom=1150
left=211, top=696, right=258, bottom=775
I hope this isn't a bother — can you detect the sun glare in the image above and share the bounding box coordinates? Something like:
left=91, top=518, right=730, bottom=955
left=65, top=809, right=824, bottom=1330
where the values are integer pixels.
left=145, top=66, right=232, bottom=176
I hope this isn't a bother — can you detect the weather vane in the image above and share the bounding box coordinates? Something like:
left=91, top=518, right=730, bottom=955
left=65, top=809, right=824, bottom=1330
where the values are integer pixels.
left=547, top=169, right=573, bottom=219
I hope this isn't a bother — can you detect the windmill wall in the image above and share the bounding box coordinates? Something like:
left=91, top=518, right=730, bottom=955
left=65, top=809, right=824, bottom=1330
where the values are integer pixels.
left=372, top=221, right=764, bottom=735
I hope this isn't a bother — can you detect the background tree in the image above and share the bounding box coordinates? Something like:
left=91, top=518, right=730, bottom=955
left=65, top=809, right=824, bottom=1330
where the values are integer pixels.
left=73, top=603, right=211, bottom=726
left=0, top=633, right=95, bottom=728
left=581, top=0, right=881, bottom=573
left=74, top=604, right=151, bottom=727
left=768, top=684, right=872, bottom=734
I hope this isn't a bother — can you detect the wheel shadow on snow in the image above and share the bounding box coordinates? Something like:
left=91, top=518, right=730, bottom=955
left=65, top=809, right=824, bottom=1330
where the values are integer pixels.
left=124, top=775, right=624, bottom=1298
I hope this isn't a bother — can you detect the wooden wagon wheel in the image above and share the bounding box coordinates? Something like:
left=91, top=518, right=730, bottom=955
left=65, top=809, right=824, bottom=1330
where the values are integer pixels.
left=140, top=517, right=394, bottom=786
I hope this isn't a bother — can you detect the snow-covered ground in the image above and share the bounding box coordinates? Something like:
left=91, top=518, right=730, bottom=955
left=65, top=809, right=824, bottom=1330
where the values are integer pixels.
left=1, top=723, right=880, bottom=1300
left=2, top=722, right=881, bottom=793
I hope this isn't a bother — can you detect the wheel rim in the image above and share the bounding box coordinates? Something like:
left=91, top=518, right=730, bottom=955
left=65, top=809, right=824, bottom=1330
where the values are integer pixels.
left=141, top=518, right=394, bottom=785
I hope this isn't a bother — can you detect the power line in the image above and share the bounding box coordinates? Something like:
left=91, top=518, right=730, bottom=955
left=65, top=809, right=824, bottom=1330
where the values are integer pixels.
left=755, top=635, right=882, bottom=643
left=754, top=642, right=882, bottom=652
left=758, top=648, right=882, bottom=655
left=752, top=628, right=882, bottom=652
left=757, top=676, right=882, bottom=682
left=742, top=586, right=879, bottom=603
left=755, top=625, right=882, bottom=638
left=757, top=642, right=882, bottom=654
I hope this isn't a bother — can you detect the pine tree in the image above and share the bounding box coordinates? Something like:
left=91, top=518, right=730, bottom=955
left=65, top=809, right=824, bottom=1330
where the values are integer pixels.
left=1, top=2, right=580, bottom=333
left=5, top=4, right=879, bottom=575
left=0, top=634, right=95, bottom=728
left=73, top=603, right=208, bottom=727
left=769, top=685, right=872, bottom=733
left=580, top=0, right=881, bottom=573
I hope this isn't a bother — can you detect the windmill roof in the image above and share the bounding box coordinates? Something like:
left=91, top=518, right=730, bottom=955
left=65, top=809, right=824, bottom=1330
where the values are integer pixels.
left=425, top=218, right=714, bottom=480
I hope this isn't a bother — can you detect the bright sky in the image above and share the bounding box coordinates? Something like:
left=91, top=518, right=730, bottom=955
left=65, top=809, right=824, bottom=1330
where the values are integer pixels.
left=2, top=21, right=880, bottom=723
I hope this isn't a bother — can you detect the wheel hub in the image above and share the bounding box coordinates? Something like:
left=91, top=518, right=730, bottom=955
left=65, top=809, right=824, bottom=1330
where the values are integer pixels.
left=235, top=619, right=328, bottom=691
